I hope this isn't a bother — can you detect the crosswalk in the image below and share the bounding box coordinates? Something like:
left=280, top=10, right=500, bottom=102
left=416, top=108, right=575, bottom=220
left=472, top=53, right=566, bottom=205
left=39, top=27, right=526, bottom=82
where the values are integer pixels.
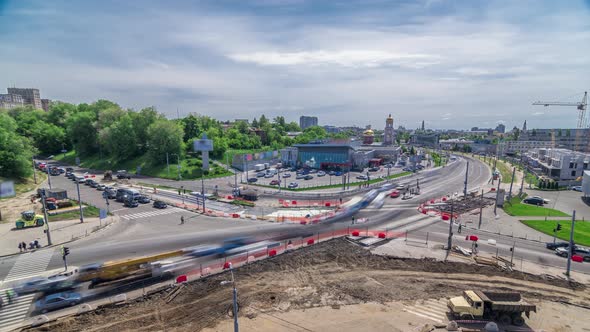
left=120, top=207, right=183, bottom=220
left=0, top=249, right=55, bottom=332
left=403, top=298, right=449, bottom=324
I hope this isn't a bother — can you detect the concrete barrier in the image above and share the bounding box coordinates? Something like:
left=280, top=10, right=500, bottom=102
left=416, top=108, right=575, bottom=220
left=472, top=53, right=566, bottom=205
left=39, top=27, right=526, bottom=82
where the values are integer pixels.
left=30, top=315, right=49, bottom=327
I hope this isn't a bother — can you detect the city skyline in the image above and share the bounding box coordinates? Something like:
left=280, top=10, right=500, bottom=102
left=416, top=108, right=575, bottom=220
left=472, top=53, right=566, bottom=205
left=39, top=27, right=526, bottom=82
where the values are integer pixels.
left=1, top=0, right=589, bottom=129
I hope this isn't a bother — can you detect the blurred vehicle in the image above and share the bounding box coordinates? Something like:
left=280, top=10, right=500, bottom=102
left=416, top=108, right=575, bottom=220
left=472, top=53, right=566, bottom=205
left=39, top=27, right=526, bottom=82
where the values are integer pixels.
left=137, top=196, right=150, bottom=204
left=116, top=170, right=131, bottom=179
left=523, top=197, right=544, bottom=206
left=530, top=196, right=550, bottom=204
left=304, top=175, right=313, bottom=180
left=555, top=246, right=590, bottom=260
left=288, top=182, right=299, bottom=189
left=270, top=179, right=280, bottom=185
left=153, top=200, right=167, bottom=209
left=368, top=167, right=379, bottom=172
left=295, top=174, right=305, bottom=180
left=96, top=184, right=106, bottom=191
left=389, top=190, right=400, bottom=198
left=256, top=171, right=266, bottom=177
left=282, top=173, right=291, bottom=178
left=328, top=171, right=335, bottom=176
left=317, top=171, right=326, bottom=177
left=65, top=167, right=74, bottom=172
left=65, top=172, right=74, bottom=178
left=247, top=178, right=258, bottom=183
left=105, top=189, right=117, bottom=199
left=264, top=173, right=274, bottom=178
left=35, top=292, right=82, bottom=313
left=572, top=186, right=582, bottom=192
left=14, top=275, right=75, bottom=295
left=124, top=199, right=139, bottom=208
left=356, top=175, right=368, bottom=180
left=334, top=171, right=343, bottom=176
left=116, top=194, right=130, bottom=203
left=384, top=164, right=393, bottom=168
left=15, top=211, right=45, bottom=229
left=545, top=242, right=570, bottom=250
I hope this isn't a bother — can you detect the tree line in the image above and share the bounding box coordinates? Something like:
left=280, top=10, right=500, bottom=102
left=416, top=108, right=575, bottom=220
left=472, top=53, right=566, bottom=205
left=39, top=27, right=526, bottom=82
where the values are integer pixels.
left=0, top=100, right=343, bottom=180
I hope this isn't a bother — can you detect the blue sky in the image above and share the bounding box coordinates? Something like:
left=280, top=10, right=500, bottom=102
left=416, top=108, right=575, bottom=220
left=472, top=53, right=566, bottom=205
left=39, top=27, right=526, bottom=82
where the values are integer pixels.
left=1, top=0, right=589, bottom=130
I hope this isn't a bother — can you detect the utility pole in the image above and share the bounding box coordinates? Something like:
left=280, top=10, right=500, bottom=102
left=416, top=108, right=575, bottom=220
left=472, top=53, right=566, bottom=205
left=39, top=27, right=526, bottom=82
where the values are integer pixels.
left=347, top=167, right=350, bottom=190
left=510, top=240, right=516, bottom=266
left=166, top=152, right=170, bottom=177
left=47, top=167, right=52, bottom=189
left=519, top=169, right=525, bottom=197
left=463, top=161, right=469, bottom=198
left=228, top=263, right=239, bottom=332
left=104, top=194, right=110, bottom=214
left=566, top=211, right=576, bottom=278
left=201, top=173, right=206, bottom=213
left=76, top=180, right=84, bottom=223
left=478, top=189, right=484, bottom=229
left=40, top=189, right=52, bottom=245
left=446, top=200, right=454, bottom=251
left=493, top=178, right=501, bottom=216
left=32, top=157, right=37, bottom=184
left=508, top=167, right=516, bottom=200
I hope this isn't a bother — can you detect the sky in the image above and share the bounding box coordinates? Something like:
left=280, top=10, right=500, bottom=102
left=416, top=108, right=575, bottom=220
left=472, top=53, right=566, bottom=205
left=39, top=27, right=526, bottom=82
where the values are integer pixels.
left=1, top=0, right=589, bottom=130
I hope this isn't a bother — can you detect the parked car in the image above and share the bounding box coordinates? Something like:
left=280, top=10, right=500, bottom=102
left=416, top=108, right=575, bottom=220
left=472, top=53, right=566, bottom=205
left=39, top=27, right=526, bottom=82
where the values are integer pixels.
left=35, top=292, right=82, bottom=313
left=531, top=196, right=550, bottom=204
left=96, top=184, right=106, bottom=191
left=572, top=186, right=583, bottom=192
left=396, top=184, right=407, bottom=190
left=328, top=171, right=335, bottom=176
left=124, top=199, right=139, bottom=208
left=304, top=175, right=313, bottom=180
left=116, top=170, right=131, bottom=179
left=334, top=171, right=343, bottom=176
left=65, top=172, right=73, bottom=178
left=546, top=242, right=570, bottom=250
left=256, top=171, right=266, bottom=177
left=247, top=178, right=258, bottom=183
left=89, top=181, right=99, bottom=188
left=288, top=182, right=299, bottom=189
left=384, top=164, right=393, bottom=169
left=282, top=173, right=291, bottom=178
left=523, top=197, right=545, bottom=206
left=137, top=195, right=151, bottom=204
left=368, top=167, right=379, bottom=172
left=116, top=194, right=130, bottom=203
left=153, top=200, right=167, bottom=209
left=555, top=246, right=590, bottom=261
left=270, top=179, right=280, bottom=185
left=317, top=171, right=326, bottom=177
left=295, top=174, right=305, bottom=180
left=356, top=175, right=368, bottom=180
left=264, top=173, right=274, bottom=178
left=105, top=189, right=117, bottom=199
left=389, top=190, right=400, bottom=198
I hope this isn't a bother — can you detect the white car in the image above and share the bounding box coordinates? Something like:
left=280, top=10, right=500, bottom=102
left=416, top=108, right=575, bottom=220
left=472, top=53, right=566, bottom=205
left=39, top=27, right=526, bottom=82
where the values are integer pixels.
left=282, top=173, right=291, bottom=178
left=572, top=186, right=582, bottom=192
left=288, top=182, right=299, bottom=189
left=317, top=171, right=326, bottom=177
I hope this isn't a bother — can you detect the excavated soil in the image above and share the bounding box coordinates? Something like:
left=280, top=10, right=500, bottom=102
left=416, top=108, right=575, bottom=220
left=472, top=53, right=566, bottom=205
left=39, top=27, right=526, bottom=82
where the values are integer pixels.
left=29, top=239, right=589, bottom=332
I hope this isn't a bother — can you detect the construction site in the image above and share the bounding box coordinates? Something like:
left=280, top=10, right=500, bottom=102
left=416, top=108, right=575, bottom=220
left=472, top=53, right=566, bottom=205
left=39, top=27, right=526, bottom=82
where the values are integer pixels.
left=28, top=238, right=590, bottom=332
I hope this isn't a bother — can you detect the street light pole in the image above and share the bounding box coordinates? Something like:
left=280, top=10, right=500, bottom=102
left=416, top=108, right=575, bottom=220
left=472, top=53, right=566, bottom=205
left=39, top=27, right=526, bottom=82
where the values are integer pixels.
left=508, top=167, right=516, bottom=201
left=446, top=200, right=454, bottom=251
left=40, top=189, right=52, bottom=245
left=463, top=161, right=469, bottom=198
left=228, top=263, right=239, bottom=332
left=493, top=178, right=501, bottom=216
left=566, top=210, right=576, bottom=278
left=32, top=157, right=37, bottom=184
left=166, top=152, right=170, bottom=177
left=76, top=180, right=84, bottom=223
left=201, top=173, right=206, bottom=213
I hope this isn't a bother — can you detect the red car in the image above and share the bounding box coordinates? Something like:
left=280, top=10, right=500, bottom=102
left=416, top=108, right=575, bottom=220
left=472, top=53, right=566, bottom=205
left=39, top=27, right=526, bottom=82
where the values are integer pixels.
left=389, top=190, right=400, bottom=198
left=270, top=179, right=280, bottom=185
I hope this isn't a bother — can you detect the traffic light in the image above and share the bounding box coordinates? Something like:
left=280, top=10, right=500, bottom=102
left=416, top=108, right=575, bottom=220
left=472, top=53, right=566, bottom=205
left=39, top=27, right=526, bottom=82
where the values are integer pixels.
left=556, top=223, right=562, bottom=231
left=63, top=246, right=70, bottom=257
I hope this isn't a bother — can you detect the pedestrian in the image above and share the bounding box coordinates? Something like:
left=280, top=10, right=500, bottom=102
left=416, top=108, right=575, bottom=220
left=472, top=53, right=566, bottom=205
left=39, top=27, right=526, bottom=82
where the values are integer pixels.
left=458, top=224, right=462, bottom=234
left=6, top=289, right=14, bottom=304
left=180, top=216, right=185, bottom=225
left=18, top=242, right=22, bottom=252
left=21, top=242, right=27, bottom=252
left=34, top=239, right=40, bottom=248
left=29, top=241, right=35, bottom=250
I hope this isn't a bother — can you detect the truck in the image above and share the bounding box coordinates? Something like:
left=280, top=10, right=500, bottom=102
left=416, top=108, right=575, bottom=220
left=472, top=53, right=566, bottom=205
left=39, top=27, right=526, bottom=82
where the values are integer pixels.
left=254, top=164, right=266, bottom=171
left=447, top=290, right=536, bottom=326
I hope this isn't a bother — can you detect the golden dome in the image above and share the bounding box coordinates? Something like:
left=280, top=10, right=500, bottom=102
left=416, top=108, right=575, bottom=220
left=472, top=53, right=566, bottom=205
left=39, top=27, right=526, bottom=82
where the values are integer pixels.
left=363, top=129, right=375, bottom=136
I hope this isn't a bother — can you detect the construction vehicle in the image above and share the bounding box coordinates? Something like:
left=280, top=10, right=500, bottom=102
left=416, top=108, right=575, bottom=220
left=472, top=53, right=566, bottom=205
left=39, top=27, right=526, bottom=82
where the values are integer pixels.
left=76, top=249, right=185, bottom=286
left=15, top=211, right=45, bottom=229
left=103, top=170, right=113, bottom=181
left=447, top=290, right=536, bottom=326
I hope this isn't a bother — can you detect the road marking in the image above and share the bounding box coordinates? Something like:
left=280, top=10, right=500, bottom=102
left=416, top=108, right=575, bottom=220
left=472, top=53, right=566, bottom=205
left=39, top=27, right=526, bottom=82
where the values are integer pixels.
left=403, top=298, right=448, bottom=324
left=3, top=249, right=55, bottom=283
left=120, top=207, right=183, bottom=220
left=111, top=208, right=128, bottom=212
left=0, top=291, right=36, bottom=332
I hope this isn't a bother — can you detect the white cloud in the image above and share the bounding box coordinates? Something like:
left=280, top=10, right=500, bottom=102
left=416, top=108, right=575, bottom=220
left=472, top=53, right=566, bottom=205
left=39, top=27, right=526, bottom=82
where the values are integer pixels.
left=228, top=50, right=441, bottom=68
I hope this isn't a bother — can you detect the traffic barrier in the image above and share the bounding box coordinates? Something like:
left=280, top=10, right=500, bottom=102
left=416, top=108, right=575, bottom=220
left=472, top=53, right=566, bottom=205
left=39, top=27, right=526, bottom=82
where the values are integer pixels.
left=572, top=255, right=583, bottom=263
left=378, top=232, right=386, bottom=239
left=268, top=249, right=277, bottom=257
left=307, top=238, right=315, bottom=245
left=176, top=275, right=188, bottom=283
left=441, top=214, right=450, bottom=221
left=351, top=231, right=360, bottom=236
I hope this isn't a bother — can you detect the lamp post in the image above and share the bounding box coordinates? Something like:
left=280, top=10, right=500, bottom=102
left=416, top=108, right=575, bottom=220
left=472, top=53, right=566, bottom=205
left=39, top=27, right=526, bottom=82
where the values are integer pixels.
left=76, top=180, right=84, bottom=223
left=171, top=153, right=181, bottom=180
left=32, top=157, right=37, bottom=184
left=40, top=189, right=52, bottom=245
left=220, top=263, right=239, bottom=332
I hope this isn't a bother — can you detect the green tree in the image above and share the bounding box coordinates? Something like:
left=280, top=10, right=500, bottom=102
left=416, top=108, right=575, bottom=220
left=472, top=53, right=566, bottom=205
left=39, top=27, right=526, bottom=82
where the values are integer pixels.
left=30, top=122, right=66, bottom=155
left=147, top=120, right=184, bottom=164
left=100, top=114, right=138, bottom=161
left=46, top=102, right=76, bottom=127
left=234, top=121, right=250, bottom=135
left=132, top=107, right=163, bottom=150
left=66, top=112, right=98, bottom=156
left=251, top=118, right=259, bottom=128
left=97, top=106, right=125, bottom=130
left=284, top=121, right=301, bottom=132
left=0, top=113, right=35, bottom=179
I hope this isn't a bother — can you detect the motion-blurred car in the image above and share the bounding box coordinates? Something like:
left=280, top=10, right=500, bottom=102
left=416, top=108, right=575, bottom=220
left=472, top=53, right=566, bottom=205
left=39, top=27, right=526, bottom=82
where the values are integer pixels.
left=137, top=195, right=150, bottom=204
left=264, top=173, right=274, bottom=178
left=96, top=184, right=106, bottom=191
left=304, top=175, right=313, bottom=180
left=530, top=196, right=550, bottom=204
left=35, top=291, right=82, bottom=313
left=317, top=171, right=326, bottom=177
left=555, top=246, right=590, bottom=261
left=356, top=175, right=368, bottom=180
left=105, top=189, right=117, bottom=199
left=368, top=167, right=380, bottom=172
left=153, top=200, right=167, bottom=209
left=295, top=174, right=305, bottom=180
left=256, top=171, right=266, bottom=177
left=124, top=199, right=139, bottom=208
left=389, top=190, right=400, bottom=198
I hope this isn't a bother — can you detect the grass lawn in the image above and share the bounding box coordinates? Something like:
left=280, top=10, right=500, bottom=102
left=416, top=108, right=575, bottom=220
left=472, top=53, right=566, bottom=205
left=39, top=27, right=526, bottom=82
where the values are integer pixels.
left=48, top=204, right=100, bottom=222
left=55, top=150, right=232, bottom=181
left=495, top=160, right=514, bottom=184
left=503, top=195, right=570, bottom=217
left=520, top=220, right=590, bottom=247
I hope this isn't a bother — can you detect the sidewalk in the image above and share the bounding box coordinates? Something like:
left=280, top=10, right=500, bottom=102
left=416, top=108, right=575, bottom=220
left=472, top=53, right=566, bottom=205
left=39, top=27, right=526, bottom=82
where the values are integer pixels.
left=0, top=216, right=118, bottom=257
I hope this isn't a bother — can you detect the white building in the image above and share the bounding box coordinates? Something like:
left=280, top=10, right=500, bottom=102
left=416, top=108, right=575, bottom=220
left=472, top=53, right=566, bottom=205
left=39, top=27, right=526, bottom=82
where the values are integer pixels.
left=525, top=148, right=590, bottom=182
left=496, top=140, right=554, bottom=156
left=583, top=170, right=590, bottom=196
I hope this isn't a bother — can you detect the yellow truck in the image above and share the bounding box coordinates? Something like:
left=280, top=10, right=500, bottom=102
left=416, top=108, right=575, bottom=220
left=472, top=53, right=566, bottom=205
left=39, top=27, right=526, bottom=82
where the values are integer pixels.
left=447, top=290, right=536, bottom=326
left=76, top=250, right=185, bottom=286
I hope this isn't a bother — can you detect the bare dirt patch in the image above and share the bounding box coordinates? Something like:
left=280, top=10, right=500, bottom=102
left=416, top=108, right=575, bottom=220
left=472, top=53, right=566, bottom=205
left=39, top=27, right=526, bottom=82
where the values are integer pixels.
left=29, top=239, right=589, bottom=332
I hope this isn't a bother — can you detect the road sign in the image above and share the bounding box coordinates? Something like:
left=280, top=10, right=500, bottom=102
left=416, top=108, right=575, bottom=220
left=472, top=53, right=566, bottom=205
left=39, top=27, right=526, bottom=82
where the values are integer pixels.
left=99, top=209, right=107, bottom=219
left=61, top=149, right=67, bottom=153
left=194, top=133, right=213, bottom=151
left=0, top=180, right=16, bottom=198
left=102, top=191, right=108, bottom=199
left=75, top=157, right=80, bottom=166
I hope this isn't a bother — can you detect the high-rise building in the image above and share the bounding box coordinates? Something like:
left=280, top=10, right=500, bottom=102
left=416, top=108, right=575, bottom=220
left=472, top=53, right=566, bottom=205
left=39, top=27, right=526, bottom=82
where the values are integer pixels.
left=421, top=120, right=425, bottom=131
left=0, top=93, right=25, bottom=109
left=495, top=123, right=506, bottom=133
left=41, top=99, right=52, bottom=112
left=7, top=87, right=42, bottom=109
left=383, top=114, right=395, bottom=145
left=299, top=116, right=318, bottom=130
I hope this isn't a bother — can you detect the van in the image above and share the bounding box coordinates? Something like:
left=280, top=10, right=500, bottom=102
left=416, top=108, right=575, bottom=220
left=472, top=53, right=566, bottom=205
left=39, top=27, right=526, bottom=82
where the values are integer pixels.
left=75, top=176, right=85, bottom=183
left=116, top=188, right=140, bottom=201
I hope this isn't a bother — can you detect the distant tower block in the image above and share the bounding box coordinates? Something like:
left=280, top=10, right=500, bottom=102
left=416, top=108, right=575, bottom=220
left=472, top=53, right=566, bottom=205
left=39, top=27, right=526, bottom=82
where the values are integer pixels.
left=421, top=120, right=425, bottom=131
left=383, top=114, right=395, bottom=145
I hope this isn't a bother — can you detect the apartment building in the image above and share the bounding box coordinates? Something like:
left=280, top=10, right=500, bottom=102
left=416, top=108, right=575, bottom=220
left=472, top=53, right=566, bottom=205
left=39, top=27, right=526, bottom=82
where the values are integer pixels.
left=525, top=148, right=590, bottom=182
left=496, top=140, right=554, bottom=156
left=518, top=128, right=590, bottom=153
left=0, top=93, right=25, bottom=109
left=299, top=116, right=318, bottom=130
left=7, top=87, right=42, bottom=109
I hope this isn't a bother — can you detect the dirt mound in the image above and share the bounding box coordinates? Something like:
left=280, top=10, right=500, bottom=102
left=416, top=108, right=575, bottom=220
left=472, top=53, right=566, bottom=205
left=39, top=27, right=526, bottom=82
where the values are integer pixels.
left=29, top=239, right=587, bottom=332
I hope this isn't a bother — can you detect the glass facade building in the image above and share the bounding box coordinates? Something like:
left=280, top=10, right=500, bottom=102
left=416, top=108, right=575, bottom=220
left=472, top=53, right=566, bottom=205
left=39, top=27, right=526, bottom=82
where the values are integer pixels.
left=293, top=144, right=353, bottom=169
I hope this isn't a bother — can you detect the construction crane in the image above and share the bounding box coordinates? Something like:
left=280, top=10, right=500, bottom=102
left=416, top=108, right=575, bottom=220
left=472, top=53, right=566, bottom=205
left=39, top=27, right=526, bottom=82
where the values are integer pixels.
left=532, top=91, right=588, bottom=128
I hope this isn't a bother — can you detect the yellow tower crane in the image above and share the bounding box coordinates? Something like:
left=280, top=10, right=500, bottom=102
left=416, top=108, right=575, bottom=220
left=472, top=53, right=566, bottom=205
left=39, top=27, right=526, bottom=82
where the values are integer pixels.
left=532, top=91, right=588, bottom=128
